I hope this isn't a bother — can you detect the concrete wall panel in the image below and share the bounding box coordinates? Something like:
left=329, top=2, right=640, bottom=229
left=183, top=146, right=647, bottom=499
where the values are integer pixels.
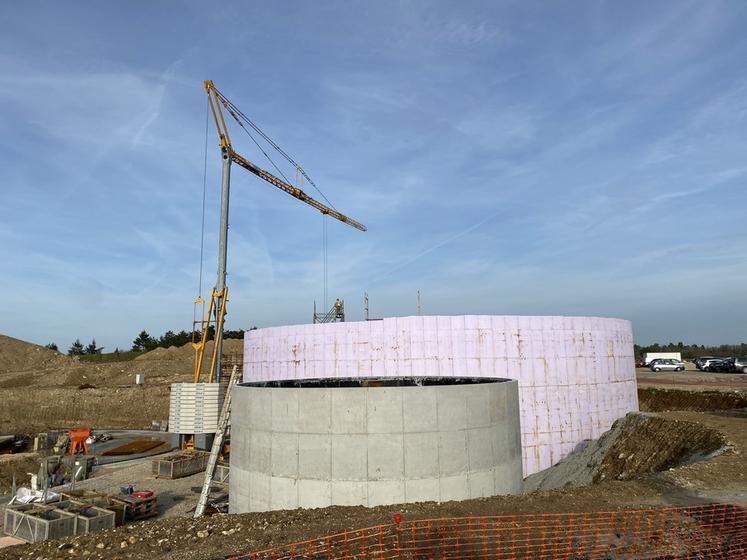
left=244, top=315, right=638, bottom=476
left=230, top=379, right=522, bottom=513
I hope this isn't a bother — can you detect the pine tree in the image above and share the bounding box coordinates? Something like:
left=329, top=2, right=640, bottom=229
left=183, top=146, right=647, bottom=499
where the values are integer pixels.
left=132, top=330, right=157, bottom=352
left=84, top=338, right=103, bottom=355
left=68, top=339, right=85, bottom=356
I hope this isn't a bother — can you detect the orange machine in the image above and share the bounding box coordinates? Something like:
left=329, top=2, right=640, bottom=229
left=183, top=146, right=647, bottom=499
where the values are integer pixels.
left=69, top=429, right=90, bottom=455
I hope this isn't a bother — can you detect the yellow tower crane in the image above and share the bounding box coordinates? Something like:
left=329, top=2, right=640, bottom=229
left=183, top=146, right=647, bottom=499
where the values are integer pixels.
left=192, top=80, right=366, bottom=385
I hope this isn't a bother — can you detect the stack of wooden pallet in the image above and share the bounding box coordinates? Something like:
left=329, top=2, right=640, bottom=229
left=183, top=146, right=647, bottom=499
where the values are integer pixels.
left=109, top=493, right=157, bottom=522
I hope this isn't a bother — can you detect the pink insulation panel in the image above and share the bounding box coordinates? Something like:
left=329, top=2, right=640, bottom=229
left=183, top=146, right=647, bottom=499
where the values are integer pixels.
left=243, top=315, right=638, bottom=476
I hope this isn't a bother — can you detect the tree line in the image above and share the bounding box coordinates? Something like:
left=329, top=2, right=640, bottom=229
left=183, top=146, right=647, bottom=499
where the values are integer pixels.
left=50, top=335, right=743, bottom=360
left=45, top=339, right=103, bottom=356
left=130, top=327, right=247, bottom=352
left=634, top=342, right=747, bottom=360
left=46, top=327, right=252, bottom=357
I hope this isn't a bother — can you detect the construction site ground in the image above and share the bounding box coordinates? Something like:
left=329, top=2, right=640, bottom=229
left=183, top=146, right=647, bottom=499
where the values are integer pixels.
left=1, top=335, right=746, bottom=559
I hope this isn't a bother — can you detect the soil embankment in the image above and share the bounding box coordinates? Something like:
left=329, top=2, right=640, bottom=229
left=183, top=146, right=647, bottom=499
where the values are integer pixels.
left=0, top=335, right=243, bottom=434
left=525, top=412, right=727, bottom=491
left=638, top=387, right=747, bottom=412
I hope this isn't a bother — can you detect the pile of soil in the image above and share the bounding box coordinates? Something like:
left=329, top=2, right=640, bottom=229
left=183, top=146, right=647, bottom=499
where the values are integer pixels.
left=0, top=452, right=40, bottom=493
left=133, top=339, right=243, bottom=363
left=0, top=386, right=172, bottom=434
left=0, top=335, right=71, bottom=373
left=0, top=335, right=244, bottom=434
left=639, top=387, right=747, bottom=412
left=524, top=412, right=727, bottom=492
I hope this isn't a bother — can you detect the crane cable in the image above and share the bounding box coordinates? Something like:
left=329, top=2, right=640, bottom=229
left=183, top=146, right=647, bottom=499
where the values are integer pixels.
left=323, top=214, right=328, bottom=308
left=225, top=102, right=336, bottom=306
left=213, top=87, right=337, bottom=211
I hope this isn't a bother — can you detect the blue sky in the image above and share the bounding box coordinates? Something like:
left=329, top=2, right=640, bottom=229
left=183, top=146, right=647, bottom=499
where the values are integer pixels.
left=1, top=1, right=746, bottom=351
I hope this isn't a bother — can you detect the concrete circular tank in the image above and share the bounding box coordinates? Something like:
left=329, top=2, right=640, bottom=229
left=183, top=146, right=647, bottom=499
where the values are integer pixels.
left=244, top=315, right=639, bottom=476
left=229, top=377, right=523, bottom=513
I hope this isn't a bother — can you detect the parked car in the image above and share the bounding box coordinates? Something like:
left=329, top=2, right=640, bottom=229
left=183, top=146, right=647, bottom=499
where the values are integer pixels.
left=649, top=358, right=685, bottom=369
left=649, top=359, right=685, bottom=372
left=732, top=357, right=747, bottom=373
left=701, top=358, right=727, bottom=371
left=705, top=358, right=733, bottom=373
left=694, top=356, right=716, bottom=370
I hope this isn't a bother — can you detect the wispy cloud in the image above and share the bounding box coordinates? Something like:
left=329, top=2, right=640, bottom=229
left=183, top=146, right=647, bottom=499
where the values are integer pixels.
left=1, top=1, right=746, bottom=348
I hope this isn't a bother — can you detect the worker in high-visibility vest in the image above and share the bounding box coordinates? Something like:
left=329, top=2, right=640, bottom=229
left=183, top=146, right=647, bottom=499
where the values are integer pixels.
left=335, top=298, right=343, bottom=316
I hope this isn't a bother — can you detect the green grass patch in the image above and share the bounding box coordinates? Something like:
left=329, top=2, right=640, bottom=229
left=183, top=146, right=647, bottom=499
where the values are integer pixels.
left=79, top=350, right=142, bottom=363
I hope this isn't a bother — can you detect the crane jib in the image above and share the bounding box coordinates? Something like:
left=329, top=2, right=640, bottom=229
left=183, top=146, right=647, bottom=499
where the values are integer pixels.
left=230, top=151, right=367, bottom=232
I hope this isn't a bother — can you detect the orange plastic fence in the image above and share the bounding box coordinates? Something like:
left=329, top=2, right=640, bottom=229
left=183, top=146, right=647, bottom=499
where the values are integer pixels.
left=228, top=502, right=747, bottom=560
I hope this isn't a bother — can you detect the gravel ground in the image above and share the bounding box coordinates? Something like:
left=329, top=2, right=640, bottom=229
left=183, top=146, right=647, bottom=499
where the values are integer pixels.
left=637, top=368, right=747, bottom=392
left=2, top=408, right=745, bottom=560
left=66, top=455, right=213, bottom=518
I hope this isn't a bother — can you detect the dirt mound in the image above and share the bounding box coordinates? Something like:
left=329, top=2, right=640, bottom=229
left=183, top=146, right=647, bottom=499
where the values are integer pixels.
left=524, top=412, right=727, bottom=492
left=0, top=334, right=71, bottom=373
left=134, top=339, right=243, bottom=362
left=639, top=387, right=747, bottom=412
left=0, top=452, right=40, bottom=493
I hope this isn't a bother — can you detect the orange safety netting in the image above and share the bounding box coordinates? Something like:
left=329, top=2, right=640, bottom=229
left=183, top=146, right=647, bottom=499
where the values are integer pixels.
left=228, top=501, right=747, bottom=560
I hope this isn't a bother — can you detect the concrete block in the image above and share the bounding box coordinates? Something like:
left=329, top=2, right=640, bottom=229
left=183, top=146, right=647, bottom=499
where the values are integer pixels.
left=298, top=434, right=331, bottom=479
left=468, top=469, right=495, bottom=498
left=248, top=389, right=271, bottom=431
left=436, top=389, right=467, bottom=431
left=248, top=431, right=271, bottom=473
left=366, top=387, right=403, bottom=433
left=331, top=434, right=367, bottom=479
left=331, top=481, right=368, bottom=506
left=402, top=388, right=438, bottom=432
left=405, top=478, right=439, bottom=503
left=404, top=433, right=439, bottom=478
left=467, top=427, right=495, bottom=471
left=493, top=462, right=523, bottom=494
left=438, top=431, right=468, bottom=476
left=331, top=390, right=366, bottom=433
left=271, top=390, right=299, bottom=432
left=489, top=385, right=508, bottom=423
left=466, top=387, right=491, bottom=428
left=270, top=432, right=298, bottom=478
left=367, top=433, right=403, bottom=480
left=298, top=479, right=331, bottom=509
left=269, top=476, right=297, bottom=510
left=440, top=475, right=469, bottom=502
left=368, top=480, right=405, bottom=507
left=299, top=389, right=331, bottom=433
left=230, top=467, right=249, bottom=502
left=248, top=471, right=271, bottom=511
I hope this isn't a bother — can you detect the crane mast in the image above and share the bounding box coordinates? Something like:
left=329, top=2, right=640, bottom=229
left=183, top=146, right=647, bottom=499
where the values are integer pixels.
left=192, top=80, right=365, bottom=385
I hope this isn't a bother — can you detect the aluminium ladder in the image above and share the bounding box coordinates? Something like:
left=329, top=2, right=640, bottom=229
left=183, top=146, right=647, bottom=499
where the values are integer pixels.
left=194, top=364, right=239, bottom=518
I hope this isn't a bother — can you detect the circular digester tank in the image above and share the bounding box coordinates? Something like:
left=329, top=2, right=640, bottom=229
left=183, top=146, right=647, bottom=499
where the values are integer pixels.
left=229, top=377, right=522, bottom=513
left=243, top=315, right=639, bottom=476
